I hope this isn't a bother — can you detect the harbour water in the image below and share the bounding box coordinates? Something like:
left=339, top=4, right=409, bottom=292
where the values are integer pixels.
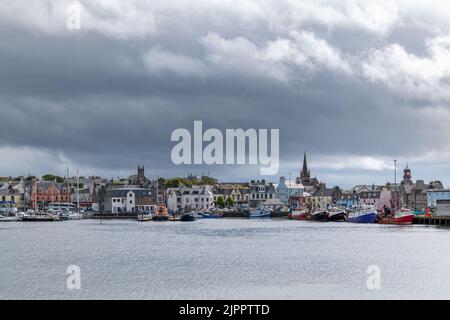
left=1, top=219, right=450, bottom=299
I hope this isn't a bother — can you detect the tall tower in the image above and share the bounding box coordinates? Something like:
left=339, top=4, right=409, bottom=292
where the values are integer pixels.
left=402, top=163, right=412, bottom=185
left=297, top=151, right=311, bottom=185
left=138, top=166, right=144, bottom=180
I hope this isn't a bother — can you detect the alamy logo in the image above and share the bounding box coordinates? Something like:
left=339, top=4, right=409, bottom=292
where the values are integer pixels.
left=171, top=121, right=279, bottom=175
left=66, top=265, right=81, bottom=290
left=366, top=265, right=381, bottom=290
left=66, top=2, right=82, bottom=30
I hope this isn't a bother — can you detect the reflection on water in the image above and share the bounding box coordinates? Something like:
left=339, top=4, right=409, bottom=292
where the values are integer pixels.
left=1, top=219, right=450, bottom=299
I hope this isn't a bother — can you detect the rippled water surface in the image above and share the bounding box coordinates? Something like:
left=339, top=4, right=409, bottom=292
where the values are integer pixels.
left=1, top=219, right=450, bottom=299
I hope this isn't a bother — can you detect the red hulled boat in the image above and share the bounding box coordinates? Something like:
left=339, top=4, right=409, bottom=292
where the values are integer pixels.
left=378, top=208, right=414, bottom=225
left=288, top=208, right=309, bottom=220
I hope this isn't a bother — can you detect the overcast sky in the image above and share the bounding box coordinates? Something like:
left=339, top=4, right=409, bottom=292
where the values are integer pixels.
left=1, top=0, right=450, bottom=188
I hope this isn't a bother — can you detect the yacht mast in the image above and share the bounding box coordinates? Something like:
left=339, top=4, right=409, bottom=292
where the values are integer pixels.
left=77, top=169, right=80, bottom=214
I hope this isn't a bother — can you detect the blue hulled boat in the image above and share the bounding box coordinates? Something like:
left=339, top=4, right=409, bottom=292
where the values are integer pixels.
left=346, top=205, right=377, bottom=224
left=248, top=208, right=271, bottom=218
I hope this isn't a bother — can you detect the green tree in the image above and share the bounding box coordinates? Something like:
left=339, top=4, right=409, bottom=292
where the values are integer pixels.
left=157, top=177, right=166, bottom=186
left=225, top=197, right=235, bottom=208
left=215, top=196, right=225, bottom=208
left=42, top=174, right=64, bottom=183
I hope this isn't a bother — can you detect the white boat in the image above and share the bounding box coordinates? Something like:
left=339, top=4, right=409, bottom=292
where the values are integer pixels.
left=248, top=208, right=271, bottom=218
left=20, top=209, right=59, bottom=222
left=0, top=214, right=19, bottom=222
left=137, top=212, right=153, bottom=222
left=0, top=206, right=18, bottom=215
left=68, top=212, right=83, bottom=220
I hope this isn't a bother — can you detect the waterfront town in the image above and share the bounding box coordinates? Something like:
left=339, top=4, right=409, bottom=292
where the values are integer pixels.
left=1, top=152, right=450, bottom=224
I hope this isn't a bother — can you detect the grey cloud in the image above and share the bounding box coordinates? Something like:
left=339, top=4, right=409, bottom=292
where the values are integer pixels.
left=1, top=1, right=450, bottom=188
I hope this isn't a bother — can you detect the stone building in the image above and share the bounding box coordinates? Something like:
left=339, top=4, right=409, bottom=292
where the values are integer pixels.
left=212, top=183, right=250, bottom=207
left=308, top=184, right=342, bottom=209
left=399, top=165, right=443, bottom=210
left=128, top=166, right=151, bottom=188
left=30, top=179, right=70, bottom=210
left=249, top=180, right=277, bottom=207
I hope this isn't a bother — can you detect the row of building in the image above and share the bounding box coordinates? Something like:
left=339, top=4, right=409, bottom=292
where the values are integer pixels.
left=1, top=154, right=449, bottom=214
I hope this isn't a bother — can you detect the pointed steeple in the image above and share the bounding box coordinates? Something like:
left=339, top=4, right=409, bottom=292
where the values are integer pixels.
left=302, top=151, right=307, bottom=174
left=298, top=150, right=311, bottom=185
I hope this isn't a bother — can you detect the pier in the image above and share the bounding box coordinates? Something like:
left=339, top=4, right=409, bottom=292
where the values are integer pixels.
left=414, top=216, right=450, bottom=227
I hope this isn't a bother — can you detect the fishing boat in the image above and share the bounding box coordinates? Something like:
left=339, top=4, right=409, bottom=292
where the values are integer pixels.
left=308, top=209, right=328, bottom=221
left=152, top=204, right=170, bottom=221
left=347, top=205, right=377, bottom=224
left=378, top=208, right=414, bottom=225
left=288, top=207, right=308, bottom=220
left=327, top=207, right=347, bottom=222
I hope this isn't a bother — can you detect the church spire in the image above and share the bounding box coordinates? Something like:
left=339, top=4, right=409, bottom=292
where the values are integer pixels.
left=302, top=151, right=308, bottom=176
left=297, top=150, right=311, bottom=186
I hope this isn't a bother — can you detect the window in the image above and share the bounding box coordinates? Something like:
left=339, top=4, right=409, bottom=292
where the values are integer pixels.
left=129, top=200, right=132, bottom=204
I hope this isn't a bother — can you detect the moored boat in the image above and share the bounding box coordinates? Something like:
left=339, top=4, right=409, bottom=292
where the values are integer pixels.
left=20, top=210, right=59, bottom=222
left=152, top=204, right=170, bottom=221
left=180, top=213, right=197, bottom=222
left=378, top=208, right=414, bottom=225
left=0, top=214, right=19, bottom=222
left=68, top=212, right=83, bottom=220
left=248, top=208, right=271, bottom=218
left=288, top=208, right=308, bottom=220
left=327, top=208, right=347, bottom=222
left=137, top=212, right=153, bottom=222
left=347, top=205, right=377, bottom=224
left=200, top=211, right=223, bottom=218
left=308, top=209, right=328, bottom=221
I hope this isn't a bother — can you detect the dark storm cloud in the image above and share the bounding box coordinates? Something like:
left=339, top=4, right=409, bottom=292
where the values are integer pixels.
left=1, top=1, right=450, bottom=187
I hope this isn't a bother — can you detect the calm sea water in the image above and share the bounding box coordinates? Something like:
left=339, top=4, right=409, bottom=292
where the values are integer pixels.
left=1, top=218, right=450, bottom=299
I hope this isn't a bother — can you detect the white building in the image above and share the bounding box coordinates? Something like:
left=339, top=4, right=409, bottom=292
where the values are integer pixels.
left=166, top=185, right=214, bottom=212
left=427, top=189, right=450, bottom=208
left=104, top=187, right=156, bottom=214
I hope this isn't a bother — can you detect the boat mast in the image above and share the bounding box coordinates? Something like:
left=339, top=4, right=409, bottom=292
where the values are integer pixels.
left=34, top=178, right=37, bottom=212
left=41, top=178, right=44, bottom=212
left=394, top=159, right=397, bottom=210
left=67, top=166, right=69, bottom=211
left=77, top=169, right=80, bottom=214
